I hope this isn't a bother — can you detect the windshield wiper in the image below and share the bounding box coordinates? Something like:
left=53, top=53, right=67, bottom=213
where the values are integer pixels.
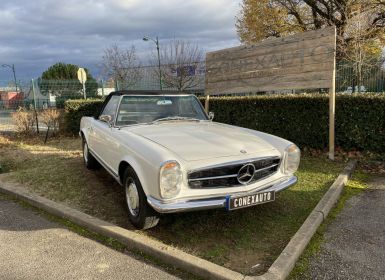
left=151, top=116, right=201, bottom=124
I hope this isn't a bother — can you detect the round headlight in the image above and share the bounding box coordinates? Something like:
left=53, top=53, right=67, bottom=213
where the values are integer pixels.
left=283, top=144, right=300, bottom=174
left=159, top=161, right=182, bottom=199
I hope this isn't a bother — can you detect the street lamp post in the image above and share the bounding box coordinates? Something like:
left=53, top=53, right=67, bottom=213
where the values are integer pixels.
left=143, top=36, right=162, bottom=91
left=1, top=64, right=18, bottom=92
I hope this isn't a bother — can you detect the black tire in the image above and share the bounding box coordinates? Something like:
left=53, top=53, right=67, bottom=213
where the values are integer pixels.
left=82, top=137, right=99, bottom=170
left=123, top=167, right=160, bottom=230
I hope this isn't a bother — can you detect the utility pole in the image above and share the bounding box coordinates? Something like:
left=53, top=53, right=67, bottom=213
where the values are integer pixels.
left=143, top=36, right=163, bottom=90
left=2, top=64, right=18, bottom=92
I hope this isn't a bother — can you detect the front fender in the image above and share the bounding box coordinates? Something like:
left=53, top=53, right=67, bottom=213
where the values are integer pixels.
left=80, top=117, right=94, bottom=142
left=119, top=155, right=160, bottom=198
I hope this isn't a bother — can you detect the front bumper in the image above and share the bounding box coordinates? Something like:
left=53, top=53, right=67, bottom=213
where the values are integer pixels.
left=147, top=175, right=297, bottom=213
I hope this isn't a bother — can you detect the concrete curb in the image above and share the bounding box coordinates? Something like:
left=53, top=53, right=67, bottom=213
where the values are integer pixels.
left=0, top=177, right=244, bottom=280
left=259, top=160, right=357, bottom=280
left=0, top=160, right=356, bottom=280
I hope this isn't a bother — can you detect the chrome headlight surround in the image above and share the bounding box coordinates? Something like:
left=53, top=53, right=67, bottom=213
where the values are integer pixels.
left=282, top=144, right=301, bottom=175
left=159, top=160, right=183, bottom=199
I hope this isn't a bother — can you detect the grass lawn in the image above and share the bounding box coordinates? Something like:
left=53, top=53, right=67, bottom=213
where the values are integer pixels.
left=0, top=133, right=346, bottom=275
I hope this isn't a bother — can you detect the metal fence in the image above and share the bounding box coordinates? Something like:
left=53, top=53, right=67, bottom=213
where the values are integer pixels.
left=336, top=61, right=385, bottom=93
left=0, top=60, right=384, bottom=133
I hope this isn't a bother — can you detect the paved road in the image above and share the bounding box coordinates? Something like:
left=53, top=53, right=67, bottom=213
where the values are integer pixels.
left=0, top=197, right=181, bottom=280
left=306, top=177, right=385, bottom=280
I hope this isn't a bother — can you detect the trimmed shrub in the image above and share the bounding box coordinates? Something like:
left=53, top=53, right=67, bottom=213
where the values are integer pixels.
left=64, top=99, right=103, bottom=134
left=202, top=94, right=385, bottom=152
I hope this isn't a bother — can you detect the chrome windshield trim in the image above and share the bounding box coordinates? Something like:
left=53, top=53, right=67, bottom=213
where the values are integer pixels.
left=114, top=94, right=208, bottom=128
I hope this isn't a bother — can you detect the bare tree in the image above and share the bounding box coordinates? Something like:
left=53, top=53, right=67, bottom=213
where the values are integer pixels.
left=152, top=40, right=204, bottom=92
left=102, top=44, right=142, bottom=87
left=340, top=3, right=384, bottom=92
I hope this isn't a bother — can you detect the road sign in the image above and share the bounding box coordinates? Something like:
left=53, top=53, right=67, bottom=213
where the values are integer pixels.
left=77, top=68, right=87, bottom=99
left=77, top=68, right=87, bottom=84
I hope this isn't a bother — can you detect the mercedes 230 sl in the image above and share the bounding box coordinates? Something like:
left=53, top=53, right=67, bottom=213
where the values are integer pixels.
left=80, top=91, right=300, bottom=229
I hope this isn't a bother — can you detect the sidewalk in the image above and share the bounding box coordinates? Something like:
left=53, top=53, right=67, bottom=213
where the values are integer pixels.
left=306, top=177, right=385, bottom=279
left=0, top=197, right=180, bottom=280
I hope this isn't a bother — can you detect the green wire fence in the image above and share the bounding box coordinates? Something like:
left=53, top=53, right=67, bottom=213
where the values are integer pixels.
left=0, top=61, right=384, bottom=132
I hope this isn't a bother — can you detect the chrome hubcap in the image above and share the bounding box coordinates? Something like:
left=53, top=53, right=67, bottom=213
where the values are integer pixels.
left=125, top=178, right=140, bottom=217
left=83, top=142, right=88, bottom=163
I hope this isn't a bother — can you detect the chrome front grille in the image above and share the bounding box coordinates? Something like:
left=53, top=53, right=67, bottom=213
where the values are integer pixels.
left=188, top=156, right=281, bottom=189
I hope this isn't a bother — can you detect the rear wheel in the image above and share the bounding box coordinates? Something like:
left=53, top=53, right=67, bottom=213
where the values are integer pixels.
left=123, top=167, right=159, bottom=230
left=82, top=138, right=99, bottom=170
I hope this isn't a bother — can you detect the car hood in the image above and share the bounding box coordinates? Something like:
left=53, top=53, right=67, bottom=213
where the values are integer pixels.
left=127, top=122, right=277, bottom=161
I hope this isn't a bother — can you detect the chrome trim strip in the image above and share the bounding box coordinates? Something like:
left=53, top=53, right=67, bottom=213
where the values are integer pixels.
left=187, top=156, right=280, bottom=175
left=254, top=163, right=279, bottom=173
left=188, top=174, right=238, bottom=182
left=147, top=175, right=297, bottom=213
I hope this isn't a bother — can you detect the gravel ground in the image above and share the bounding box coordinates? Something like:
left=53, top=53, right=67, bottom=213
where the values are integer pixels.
left=307, top=177, right=385, bottom=280
left=0, top=197, right=181, bottom=280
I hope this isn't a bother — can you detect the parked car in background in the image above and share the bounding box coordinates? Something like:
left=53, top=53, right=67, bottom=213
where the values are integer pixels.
left=344, top=85, right=367, bottom=93
left=80, top=91, right=300, bottom=229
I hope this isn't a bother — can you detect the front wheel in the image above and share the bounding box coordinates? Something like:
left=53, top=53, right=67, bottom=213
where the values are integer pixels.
left=123, top=167, right=160, bottom=230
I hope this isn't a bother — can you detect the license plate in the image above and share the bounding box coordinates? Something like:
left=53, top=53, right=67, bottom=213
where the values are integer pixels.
left=226, top=191, right=275, bottom=211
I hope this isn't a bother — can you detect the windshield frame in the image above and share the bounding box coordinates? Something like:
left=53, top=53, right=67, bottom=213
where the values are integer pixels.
left=112, top=94, right=209, bottom=128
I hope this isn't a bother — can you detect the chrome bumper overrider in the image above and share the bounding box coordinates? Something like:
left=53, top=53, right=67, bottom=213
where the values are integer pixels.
left=147, top=175, right=297, bottom=213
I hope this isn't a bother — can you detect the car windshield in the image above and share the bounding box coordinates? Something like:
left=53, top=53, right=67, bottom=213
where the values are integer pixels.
left=115, top=95, right=208, bottom=126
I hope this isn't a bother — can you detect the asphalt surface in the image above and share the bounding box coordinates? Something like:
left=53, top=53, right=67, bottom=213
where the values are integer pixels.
left=307, top=177, right=385, bottom=280
left=0, top=197, right=181, bottom=280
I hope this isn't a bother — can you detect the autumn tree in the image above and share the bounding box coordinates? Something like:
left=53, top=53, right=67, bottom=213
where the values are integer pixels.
left=236, top=0, right=385, bottom=59
left=101, top=44, right=141, bottom=88
left=151, top=39, right=204, bottom=92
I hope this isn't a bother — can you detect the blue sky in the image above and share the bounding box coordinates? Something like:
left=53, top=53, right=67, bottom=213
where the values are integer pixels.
left=0, top=0, right=241, bottom=80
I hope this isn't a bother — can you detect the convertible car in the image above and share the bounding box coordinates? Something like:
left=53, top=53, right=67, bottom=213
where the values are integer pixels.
left=80, top=91, right=300, bottom=229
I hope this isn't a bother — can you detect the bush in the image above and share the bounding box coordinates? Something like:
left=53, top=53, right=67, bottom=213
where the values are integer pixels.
left=11, top=107, right=36, bottom=134
left=39, top=108, right=61, bottom=134
left=202, top=94, right=385, bottom=153
left=64, top=99, right=104, bottom=134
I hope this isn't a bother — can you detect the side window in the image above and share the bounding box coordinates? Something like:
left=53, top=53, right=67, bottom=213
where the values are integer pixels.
left=101, top=96, right=120, bottom=121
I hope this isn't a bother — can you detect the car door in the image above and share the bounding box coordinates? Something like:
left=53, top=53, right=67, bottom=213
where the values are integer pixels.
left=88, top=95, right=121, bottom=174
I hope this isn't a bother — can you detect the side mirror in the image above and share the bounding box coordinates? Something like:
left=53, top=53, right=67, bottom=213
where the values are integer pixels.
left=208, top=111, right=215, bottom=121
left=99, top=115, right=113, bottom=126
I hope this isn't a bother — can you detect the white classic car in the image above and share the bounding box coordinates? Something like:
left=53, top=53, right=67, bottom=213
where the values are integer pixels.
left=80, top=91, right=300, bottom=229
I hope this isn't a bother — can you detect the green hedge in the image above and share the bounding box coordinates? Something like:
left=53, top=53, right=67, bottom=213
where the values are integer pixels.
left=64, top=99, right=104, bottom=134
left=203, top=94, right=385, bottom=152
left=63, top=94, right=385, bottom=152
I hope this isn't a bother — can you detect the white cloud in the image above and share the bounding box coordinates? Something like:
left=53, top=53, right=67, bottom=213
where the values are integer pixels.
left=0, top=0, right=241, bottom=79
